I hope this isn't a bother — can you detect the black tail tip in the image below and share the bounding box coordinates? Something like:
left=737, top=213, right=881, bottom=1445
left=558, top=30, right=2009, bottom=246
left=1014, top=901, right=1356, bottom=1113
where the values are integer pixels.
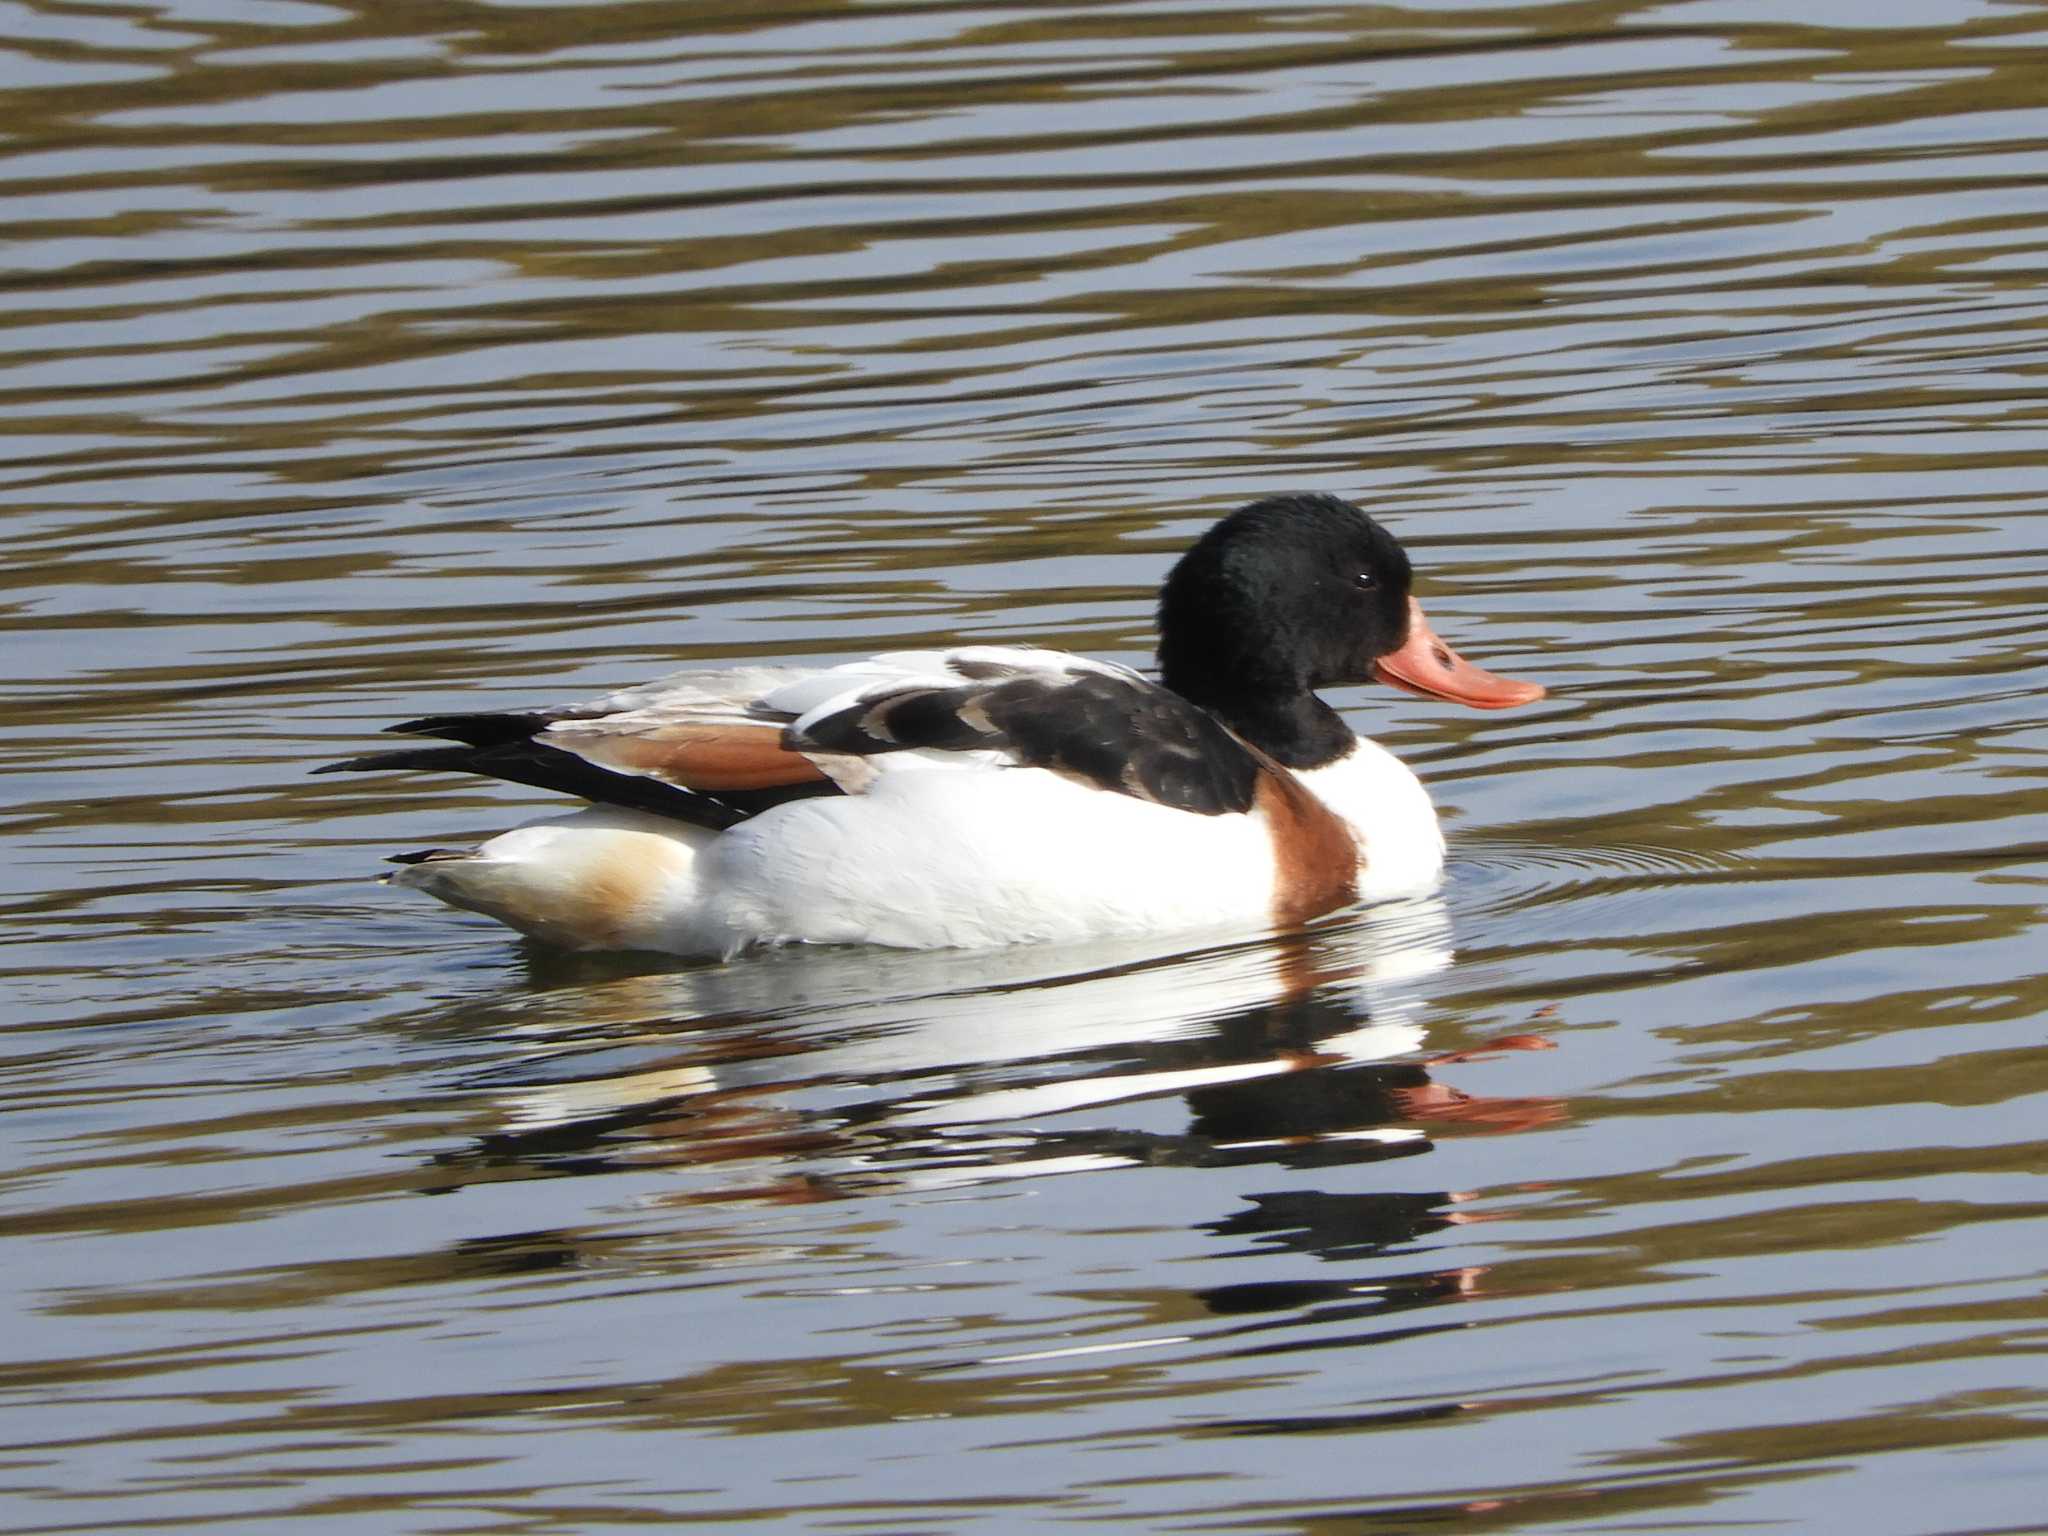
left=386, top=848, right=467, bottom=866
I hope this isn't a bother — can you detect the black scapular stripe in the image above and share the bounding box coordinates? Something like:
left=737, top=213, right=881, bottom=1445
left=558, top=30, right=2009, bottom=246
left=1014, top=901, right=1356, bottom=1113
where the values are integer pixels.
left=312, top=740, right=750, bottom=830
left=796, top=671, right=1259, bottom=816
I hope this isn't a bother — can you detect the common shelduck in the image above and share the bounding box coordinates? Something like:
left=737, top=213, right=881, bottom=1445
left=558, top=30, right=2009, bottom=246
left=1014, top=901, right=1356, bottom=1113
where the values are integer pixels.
left=316, top=493, right=1543, bottom=955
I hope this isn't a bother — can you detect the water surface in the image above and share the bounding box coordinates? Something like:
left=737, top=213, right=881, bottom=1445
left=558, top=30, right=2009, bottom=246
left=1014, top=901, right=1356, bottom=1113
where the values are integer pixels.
left=5, top=1, right=2048, bottom=1531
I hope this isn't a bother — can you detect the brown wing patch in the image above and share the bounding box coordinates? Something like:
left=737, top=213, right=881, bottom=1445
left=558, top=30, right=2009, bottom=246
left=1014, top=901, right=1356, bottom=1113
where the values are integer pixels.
left=1253, top=761, right=1359, bottom=928
left=546, top=720, right=830, bottom=792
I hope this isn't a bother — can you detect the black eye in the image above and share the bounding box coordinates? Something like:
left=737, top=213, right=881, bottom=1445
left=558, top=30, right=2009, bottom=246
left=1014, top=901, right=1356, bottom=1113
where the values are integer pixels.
left=1355, top=571, right=1377, bottom=590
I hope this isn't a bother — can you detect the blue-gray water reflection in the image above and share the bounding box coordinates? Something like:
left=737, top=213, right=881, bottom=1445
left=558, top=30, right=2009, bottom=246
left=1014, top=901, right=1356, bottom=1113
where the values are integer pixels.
left=4, top=0, right=2048, bottom=1531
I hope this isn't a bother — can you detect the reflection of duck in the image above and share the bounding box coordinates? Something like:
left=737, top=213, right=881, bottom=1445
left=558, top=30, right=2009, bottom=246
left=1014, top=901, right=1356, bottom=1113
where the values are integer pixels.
left=433, top=895, right=1559, bottom=1200
left=318, top=493, right=1542, bottom=956
left=401, top=903, right=1564, bottom=1390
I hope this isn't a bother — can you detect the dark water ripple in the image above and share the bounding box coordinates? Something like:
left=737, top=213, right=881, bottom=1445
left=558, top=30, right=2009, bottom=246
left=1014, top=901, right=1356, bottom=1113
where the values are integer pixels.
left=3, top=1, right=2048, bottom=1531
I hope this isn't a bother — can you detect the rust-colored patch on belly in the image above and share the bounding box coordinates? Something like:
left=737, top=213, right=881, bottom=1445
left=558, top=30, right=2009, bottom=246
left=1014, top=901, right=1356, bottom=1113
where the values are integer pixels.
left=404, top=828, right=694, bottom=951
left=550, top=720, right=830, bottom=791
left=570, top=845, right=671, bottom=948
left=1252, top=762, right=1360, bottom=928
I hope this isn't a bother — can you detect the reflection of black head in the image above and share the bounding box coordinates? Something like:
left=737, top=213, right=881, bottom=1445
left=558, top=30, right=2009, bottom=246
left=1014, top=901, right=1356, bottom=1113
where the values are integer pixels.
left=1188, top=1059, right=1432, bottom=1147
left=1195, top=1188, right=1476, bottom=1334
left=1204, top=1186, right=1458, bottom=1263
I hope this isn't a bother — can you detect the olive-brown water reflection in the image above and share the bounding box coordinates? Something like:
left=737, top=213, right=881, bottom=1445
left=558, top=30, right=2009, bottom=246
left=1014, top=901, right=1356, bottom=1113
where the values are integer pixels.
left=6, top=0, right=2048, bottom=1530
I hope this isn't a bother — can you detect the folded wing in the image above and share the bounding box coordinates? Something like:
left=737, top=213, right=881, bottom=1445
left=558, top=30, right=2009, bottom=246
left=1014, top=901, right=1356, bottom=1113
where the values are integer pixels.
left=315, top=647, right=1262, bottom=824
left=787, top=648, right=1260, bottom=816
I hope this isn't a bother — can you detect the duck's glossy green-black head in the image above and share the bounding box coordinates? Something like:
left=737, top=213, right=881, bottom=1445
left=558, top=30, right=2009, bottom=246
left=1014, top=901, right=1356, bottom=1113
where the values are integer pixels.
left=1157, top=492, right=1544, bottom=715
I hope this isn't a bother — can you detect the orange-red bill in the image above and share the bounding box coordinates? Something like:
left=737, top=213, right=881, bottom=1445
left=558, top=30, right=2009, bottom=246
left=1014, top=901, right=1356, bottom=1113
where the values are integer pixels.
left=1374, top=598, right=1546, bottom=709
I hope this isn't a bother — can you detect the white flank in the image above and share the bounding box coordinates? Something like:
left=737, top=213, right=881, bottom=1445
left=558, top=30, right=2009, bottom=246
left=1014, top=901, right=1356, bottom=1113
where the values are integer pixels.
left=690, top=763, right=1281, bottom=953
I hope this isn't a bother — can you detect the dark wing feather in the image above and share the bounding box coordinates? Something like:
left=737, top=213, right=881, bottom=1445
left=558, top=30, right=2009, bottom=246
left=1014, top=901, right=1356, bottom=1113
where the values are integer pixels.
left=385, top=711, right=554, bottom=747
left=312, top=740, right=751, bottom=829
left=314, top=669, right=844, bottom=828
left=794, top=670, right=1259, bottom=816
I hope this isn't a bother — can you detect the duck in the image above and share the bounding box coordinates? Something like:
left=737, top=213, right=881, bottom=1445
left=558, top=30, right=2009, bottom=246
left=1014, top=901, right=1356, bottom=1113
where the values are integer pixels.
left=314, top=493, right=1543, bottom=956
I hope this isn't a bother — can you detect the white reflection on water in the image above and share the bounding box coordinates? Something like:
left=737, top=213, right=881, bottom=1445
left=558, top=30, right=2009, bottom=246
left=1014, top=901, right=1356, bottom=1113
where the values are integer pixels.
left=463, top=898, right=1459, bottom=1187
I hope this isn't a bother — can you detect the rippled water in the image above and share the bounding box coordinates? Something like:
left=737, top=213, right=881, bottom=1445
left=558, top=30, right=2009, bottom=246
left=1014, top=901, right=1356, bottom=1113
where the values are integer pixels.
left=6, top=1, right=2048, bottom=1530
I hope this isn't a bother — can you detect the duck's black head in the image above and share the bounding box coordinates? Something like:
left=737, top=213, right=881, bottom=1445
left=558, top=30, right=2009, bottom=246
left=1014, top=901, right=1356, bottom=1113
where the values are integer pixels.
left=1157, top=493, right=1542, bottom=768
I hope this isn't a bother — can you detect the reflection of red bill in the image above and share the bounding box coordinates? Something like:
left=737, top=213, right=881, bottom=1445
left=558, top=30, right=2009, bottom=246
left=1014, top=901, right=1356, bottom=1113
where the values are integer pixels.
left=1426, top=1033, right=1560, bottom=1066
left=1376, top=597, right=1546, bottom=709
left=1389, top=1082, right=1569, bottom=1135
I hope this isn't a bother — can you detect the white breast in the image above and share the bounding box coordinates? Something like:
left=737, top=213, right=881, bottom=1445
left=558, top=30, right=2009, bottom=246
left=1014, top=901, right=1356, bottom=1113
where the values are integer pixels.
left=1290, top=738, right=1446, bottom=901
